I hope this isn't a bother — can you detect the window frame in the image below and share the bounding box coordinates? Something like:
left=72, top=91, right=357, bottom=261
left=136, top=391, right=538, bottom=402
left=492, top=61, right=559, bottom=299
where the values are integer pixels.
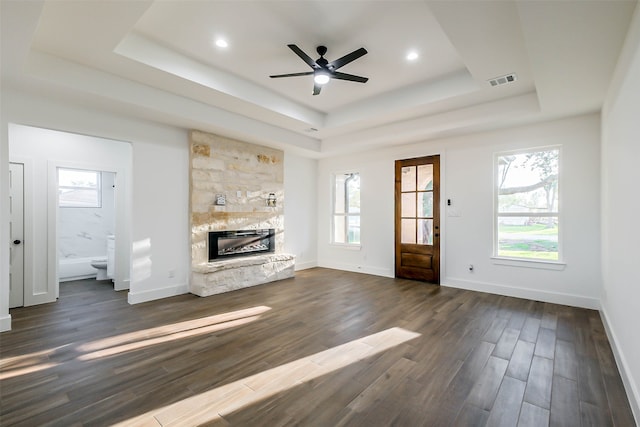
left=493, top=146, right=563, bottom=264
left=331, top=171, right=361, bottom=247
left=58, top=168, right=102, bottom=208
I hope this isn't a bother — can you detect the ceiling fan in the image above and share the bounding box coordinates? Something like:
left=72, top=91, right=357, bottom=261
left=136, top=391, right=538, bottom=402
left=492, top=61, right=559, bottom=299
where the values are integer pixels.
left=270, top=44, right=368, bottom=95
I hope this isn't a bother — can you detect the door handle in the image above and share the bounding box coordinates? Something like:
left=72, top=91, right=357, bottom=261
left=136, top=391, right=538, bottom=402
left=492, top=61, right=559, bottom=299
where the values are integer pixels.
left=13, top=240, right=21, bottom=245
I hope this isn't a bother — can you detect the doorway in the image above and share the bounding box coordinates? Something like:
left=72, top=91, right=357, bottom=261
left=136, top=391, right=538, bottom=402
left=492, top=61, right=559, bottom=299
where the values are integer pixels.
left=57, top=167, right=116, bottom=286
left=395, top=155, right=440, bottom=283
left=9, top=123, right=132, bottom=306
left=9, top=162, right=24, bottom=308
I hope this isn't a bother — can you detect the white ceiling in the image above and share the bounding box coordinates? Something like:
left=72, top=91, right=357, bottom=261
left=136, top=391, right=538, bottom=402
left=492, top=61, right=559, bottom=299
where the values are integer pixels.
left=1, top=0, right=636, bottom=157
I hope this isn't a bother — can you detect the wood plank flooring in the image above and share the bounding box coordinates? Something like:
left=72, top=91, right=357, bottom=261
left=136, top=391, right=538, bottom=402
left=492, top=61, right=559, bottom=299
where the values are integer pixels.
left=0, top=268, right=636, bottom=426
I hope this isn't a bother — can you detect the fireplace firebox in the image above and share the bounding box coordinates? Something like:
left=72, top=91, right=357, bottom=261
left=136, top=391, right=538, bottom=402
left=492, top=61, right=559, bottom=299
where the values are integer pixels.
left=208, top=229, right=275, bottom=261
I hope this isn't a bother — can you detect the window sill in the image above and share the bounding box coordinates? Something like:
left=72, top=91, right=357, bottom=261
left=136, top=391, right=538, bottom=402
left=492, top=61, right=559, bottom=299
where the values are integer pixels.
left=491, top=256, right=566, bottom=271
left=330, top=243, right=362, bottom=251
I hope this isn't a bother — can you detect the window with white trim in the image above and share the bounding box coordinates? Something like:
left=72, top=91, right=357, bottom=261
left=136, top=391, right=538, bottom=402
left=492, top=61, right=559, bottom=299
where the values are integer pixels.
left=58, top=168, right=102, bottom=208
left=332, top=172, right=360, bottom=245
left=495, top=148, right=560, bottom=261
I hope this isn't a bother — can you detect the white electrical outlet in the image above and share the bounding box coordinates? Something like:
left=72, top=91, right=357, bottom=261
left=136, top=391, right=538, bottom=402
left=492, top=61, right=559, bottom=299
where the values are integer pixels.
left=168, top=269, right=175, bottom=278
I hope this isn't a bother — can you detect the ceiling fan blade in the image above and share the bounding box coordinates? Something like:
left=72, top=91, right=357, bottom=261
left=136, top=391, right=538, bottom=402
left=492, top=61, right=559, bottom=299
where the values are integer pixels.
left=332, top=71, right=369, bottom=83
left=270, top=71, right=314, bottom=78
left=328, top=47, right=368, bottom=70
left=313, top=83, right=322, bottom=96
left=287, top=44, right=318, bottom=69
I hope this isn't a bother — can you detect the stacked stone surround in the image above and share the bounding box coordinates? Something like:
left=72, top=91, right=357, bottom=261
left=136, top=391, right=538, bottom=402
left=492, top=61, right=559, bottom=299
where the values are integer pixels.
left=189, top=130, right=294, bottom=296
left=191, top=253, right=295, bottom=297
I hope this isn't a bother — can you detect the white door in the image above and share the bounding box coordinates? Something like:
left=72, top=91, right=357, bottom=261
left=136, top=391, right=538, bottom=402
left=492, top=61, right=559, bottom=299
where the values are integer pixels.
left=9, top=162, right=25, bottom=308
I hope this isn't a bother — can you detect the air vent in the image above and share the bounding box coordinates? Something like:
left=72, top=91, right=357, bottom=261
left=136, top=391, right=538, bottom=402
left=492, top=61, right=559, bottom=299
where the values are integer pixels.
left=488, top=73, right=517, bottom=87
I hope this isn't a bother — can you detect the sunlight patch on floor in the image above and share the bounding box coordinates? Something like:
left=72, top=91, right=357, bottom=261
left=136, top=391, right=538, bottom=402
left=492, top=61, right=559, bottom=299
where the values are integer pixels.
left=0, top=306, right=271, bottom=379
left=76, top=306, right=271, bottom=361
left=0, top=347, right=65, bottom=380
left=115, top=327, right=421, bottom=426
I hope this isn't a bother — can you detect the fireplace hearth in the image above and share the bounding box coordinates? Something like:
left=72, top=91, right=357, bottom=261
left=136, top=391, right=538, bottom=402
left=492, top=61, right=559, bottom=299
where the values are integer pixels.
left=208, top=229, right=275, bottom=261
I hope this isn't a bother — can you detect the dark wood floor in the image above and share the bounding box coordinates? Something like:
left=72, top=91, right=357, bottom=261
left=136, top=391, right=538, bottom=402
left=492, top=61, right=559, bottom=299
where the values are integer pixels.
left=0, top=268, right=635, bottom=426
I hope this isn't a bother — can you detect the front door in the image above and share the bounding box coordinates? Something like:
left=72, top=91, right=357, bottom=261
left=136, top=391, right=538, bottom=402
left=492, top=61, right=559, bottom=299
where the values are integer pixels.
left=395, top=155, right=440, bottom=283
left=9, top=162, right=25, bottom=307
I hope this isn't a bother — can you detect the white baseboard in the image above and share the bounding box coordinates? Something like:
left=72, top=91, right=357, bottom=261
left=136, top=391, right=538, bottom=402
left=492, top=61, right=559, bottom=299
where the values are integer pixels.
left=317, top=260, right=394, bottom=278
left=295, top=260, right=318, bottom=271
left=127, top=283, right=189, bottom=305
left=114, top=278, right=130, bottom=292
left=0, top=314, right=12, bottom=332
left=600, top=306, right=640, bottom=425
left=443, top=277, right=600, bottom=310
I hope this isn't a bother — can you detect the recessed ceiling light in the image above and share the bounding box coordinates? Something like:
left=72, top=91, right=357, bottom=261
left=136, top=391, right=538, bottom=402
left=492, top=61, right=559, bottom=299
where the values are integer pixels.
left=406, top=51, right=419, bottom=61
left=215, top=39, right=228, bottom=48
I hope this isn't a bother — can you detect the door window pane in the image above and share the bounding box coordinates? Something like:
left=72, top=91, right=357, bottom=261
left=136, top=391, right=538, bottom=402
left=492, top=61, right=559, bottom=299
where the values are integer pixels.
left=418, top=219, right=433, bottom=245
left=401, top=166, right=416, bottom=192
left=401, top=219, right=416, bottom=244
left=401, top=193, right=416, bottom=217
left=418, top=164, right=433, bottom=191
left=418, top=192, right=433, bottom=218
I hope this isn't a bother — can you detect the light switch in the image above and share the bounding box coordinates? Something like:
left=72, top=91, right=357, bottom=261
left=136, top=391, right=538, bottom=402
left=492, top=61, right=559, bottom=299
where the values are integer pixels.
left=448, top=208, right=461, bottom=217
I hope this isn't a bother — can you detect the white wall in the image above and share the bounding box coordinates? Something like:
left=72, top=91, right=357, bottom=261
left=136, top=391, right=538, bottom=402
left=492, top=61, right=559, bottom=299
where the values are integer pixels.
left=0, top=103, right=10, bottom=331
left=128, top=137, right=190, bottom=304
left=317, top=113, right=602, bottom=309
left=284, top=152, right=318, bottom=270
left=601, top=4, right=640, bottom=421
left=10, top=123, right=132, bottom=303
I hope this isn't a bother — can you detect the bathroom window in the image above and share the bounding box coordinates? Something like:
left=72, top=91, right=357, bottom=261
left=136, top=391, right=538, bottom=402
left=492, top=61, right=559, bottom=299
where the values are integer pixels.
left=332, top=172, right=360, bottom=245
left=58, top=168, right=102, bottom=208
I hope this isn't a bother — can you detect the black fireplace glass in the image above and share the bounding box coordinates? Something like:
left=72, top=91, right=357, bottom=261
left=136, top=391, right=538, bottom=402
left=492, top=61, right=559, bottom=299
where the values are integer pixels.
left=208, top=229, right=275, bottom=261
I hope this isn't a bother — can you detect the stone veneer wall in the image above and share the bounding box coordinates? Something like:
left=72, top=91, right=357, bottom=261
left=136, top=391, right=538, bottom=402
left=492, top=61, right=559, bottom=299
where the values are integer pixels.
left=190, top=130, right=284, bottom=266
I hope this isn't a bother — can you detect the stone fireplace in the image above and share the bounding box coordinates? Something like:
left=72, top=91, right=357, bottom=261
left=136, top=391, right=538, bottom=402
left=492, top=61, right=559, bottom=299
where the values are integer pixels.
left=189, top=130, right=294, bottom=297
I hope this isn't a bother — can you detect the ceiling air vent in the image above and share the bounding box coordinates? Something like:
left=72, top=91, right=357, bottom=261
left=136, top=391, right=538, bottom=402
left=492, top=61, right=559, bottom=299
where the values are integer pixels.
left=488, top=73, right=517, bottom=87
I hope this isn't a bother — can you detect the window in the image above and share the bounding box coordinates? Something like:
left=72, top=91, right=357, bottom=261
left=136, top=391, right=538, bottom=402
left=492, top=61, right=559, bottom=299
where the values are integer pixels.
left=58, top=168, right=102, bottom=208
left=332, top=172, right=360, bottom=245
left=495, top=148, right=559, bottom=261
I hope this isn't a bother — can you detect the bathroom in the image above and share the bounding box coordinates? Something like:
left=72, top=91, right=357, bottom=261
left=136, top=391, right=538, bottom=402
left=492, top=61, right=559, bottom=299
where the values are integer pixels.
left=57, top=168, right=116, bottom=284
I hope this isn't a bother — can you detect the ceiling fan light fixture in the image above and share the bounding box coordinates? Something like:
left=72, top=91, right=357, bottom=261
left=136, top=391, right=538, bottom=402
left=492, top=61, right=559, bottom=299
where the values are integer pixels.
left=314, top=72, right=330, bottom=85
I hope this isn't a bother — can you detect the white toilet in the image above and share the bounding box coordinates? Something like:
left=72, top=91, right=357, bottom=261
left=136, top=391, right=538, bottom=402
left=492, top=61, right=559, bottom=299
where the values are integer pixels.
left=91, top=235, right=115, bottom=281
left=90, top=257, right=109, bottom=280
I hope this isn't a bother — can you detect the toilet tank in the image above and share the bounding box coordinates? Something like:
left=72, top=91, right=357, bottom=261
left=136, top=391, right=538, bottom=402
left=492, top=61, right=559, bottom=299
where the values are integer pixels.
left=106, top=235, right=115, bottom=278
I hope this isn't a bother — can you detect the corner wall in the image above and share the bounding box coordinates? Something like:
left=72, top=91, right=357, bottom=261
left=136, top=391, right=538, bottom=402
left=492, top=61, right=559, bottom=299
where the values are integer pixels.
left=601, top=3, right=640, bottom=421
left=317, top=114, right=602, bottom=309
